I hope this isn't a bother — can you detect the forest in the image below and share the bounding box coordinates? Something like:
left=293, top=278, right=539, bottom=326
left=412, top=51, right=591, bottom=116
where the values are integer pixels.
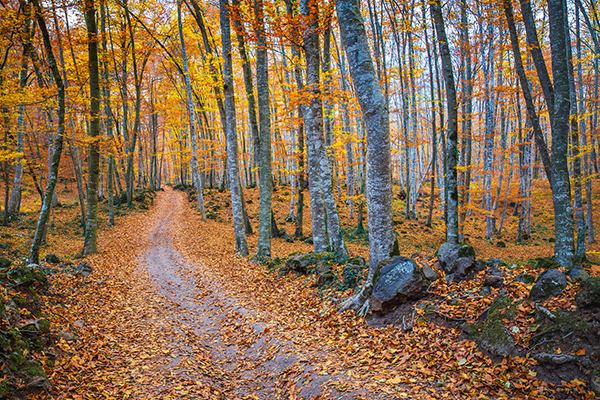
left=1, top=0, right=600, bottom=398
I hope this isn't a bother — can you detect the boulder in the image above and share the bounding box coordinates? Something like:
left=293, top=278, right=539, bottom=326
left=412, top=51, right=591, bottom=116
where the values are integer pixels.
left=568, top=265, right=590, bottom=282
left=464, top=292, right=518, bottom=357
left=515, top=274, right=536, bottom=284
left=419, top=261, right=439, bottom=281
left=342, top=262, right=365, bottom=289
left=436, top=243, right=476, bottom=282
left=75, top=262, right=93, bottom=277
left=370, top=257, right=428, bottom=313
left=314, top=261, right=336, bottom=287
left=44, top=254, right=61, bottom=264
left=7, top=264, right=47, bottom=287
left=0, top=257, right=11, bottom=269
left=285, top=253, right=313, bottom=275
left=575, top=277, right=600, bottom=308
left=529, top=269, right=567, bottom=301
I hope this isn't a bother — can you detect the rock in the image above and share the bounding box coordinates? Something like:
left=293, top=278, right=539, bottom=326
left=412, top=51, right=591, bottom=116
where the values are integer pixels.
left=479, top=286, right=492, bottom=297
left=419, top=261, right=439, bottom=281
left=75, top=262, right=93, bottom=277
left=532, top=352, right=577, bottom=365
left=590, top=369, right=600, bottom=397
left=342, top=263, right=365, bottom=289
left=7, top=264, right=47, bottom=287
left=535, top=257, right=561, bottom=271
left=483, top=267, right=505, bottom=289
left=515, top=274, right=536, bottom=284
left=370, top=257, right=428, bottom=313
left=529, top=269, right=567, bottom=301
left=19, top=318, right=50, bottom=336
left=314, top=261, right=336, bottom=287
left=285, top=253, right=313, bottom=275
left=483, top=275, right=504, bottom=289
left=58, top=331, right=79, bottom=342
left=568, top=265, right=590, bottom=282
left=74, top=320, right=85, bottom=327
left=478, top=292, right=518, bottom=357
left=436, top=243, right=476, bottom=282
left=575, top=277, right=600, bottom=308
left=0, top=257, right=11, bottom=269
left=44, top=254, right=61, bottom=264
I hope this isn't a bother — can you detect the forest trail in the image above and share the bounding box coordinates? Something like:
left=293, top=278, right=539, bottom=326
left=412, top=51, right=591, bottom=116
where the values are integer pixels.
left=127, top=187, right=375, bottom=399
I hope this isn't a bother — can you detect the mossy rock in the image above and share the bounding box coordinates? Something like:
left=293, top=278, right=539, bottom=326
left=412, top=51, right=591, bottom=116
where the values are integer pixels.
left=576, top=277, right=600, bottom=308
left=534, top=257, right=560, bottom=270
left=462, top=292, right=518, bottom=357
left=0, top=257, right=11, bottom=270
left=23, top=360, right=47, bottom=378
left=8, top=265, right=48, bottom=288
left=457, top=244, right=476, bottom=259
left=515, top=274, right=536, bottom=284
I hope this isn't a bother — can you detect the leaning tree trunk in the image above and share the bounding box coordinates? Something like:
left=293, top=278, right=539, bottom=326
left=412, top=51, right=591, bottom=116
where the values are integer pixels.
left=29, top=0, right=65, bottom=264
left=255, top=0, right=272, bottom=258
left=431, top=0, right=459, bottom=244
left=220, top=0, right=248, bottom=256
left=83, top=0, right=101, bottom=255
left=336, top=0, right=394, bottom=315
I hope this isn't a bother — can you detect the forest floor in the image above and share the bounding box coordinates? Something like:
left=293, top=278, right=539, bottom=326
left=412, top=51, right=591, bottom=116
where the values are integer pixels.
left=2, top=178, right=600, bottom=399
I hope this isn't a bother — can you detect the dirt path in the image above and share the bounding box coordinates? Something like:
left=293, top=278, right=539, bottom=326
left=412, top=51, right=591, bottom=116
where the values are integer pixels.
left=137, top=188, right=365, bottom=399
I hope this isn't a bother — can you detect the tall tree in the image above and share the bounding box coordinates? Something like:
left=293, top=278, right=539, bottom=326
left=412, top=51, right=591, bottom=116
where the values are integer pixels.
left=177, top=0, right=206, bottom=220
left=431, top=0, right=459, bottom=244
left=336, top=0, right=394, bottom=314
left=255, top=0, right=272, bottom=258
left=83, top=0, right=101, bottom=255
left=221, top=0, right=248, bottom=256
left=29, top=0, right=66, bottom=264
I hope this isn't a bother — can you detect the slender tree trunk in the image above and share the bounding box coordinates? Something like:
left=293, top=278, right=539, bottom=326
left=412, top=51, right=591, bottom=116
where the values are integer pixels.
left=83, top=0, right=101, bottom=255
left=220, top=0, right=248, bottom=255
left=29, top=0, right=65, bottom=264
left=255, top=0, right=272, bottom=258
left=431, top=0, right=459, bottom=244
left=177, top=0, right=206, bottom=220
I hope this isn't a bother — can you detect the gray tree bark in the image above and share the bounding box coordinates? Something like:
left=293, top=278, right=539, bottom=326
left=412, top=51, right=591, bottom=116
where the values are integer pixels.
left=431, top=0, right=459, bottom=244
left=177, top=0, right=206, bottom=221
left=254, top=0, right=272, bottom=258
left=220, top=0, right=248, bottom=256
left=336, top=0, right=394, bottom=314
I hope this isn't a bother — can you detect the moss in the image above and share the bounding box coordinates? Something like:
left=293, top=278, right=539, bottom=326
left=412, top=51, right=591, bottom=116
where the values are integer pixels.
left=24, top=361, right=47, bottom=378
left=457, top=244, right=476, bottom=259
left=534, top=257, right=560, bottom=270
left=576, top=277, right=600, bottom=308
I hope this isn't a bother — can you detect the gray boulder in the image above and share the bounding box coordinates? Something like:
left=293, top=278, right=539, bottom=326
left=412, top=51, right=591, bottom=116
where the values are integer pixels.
left=568, top=265, right=590, bottom=282
left=575, top=277, right=600, bottom=308
left=314, top=261, right=337, bottom=287
left=436, top=242, right=476, bottom=282
left=418, top=261, right=439, bottom=281
left=370, top=257, right=428, bottom=313
left=285, top=253, right=313, bottom=274
left=75, top=262, right=93, bottom=277
left=529, top=269, right=567, bottom=300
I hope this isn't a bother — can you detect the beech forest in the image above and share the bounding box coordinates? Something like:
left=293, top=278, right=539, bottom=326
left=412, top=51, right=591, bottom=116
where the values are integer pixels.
left=2, top=0, right=600, bottom=398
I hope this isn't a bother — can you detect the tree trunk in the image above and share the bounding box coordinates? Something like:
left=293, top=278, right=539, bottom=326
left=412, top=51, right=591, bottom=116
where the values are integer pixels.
left=254, top=0, right=272, bottom=258
left=547, top=0, right=575, bottom=268
left=83, top=0, right=101, bottom=255
left=177, top=0, right=206, bottom=221
left=220, top=0, right=248, bottom=255
left=336, top=0, right=394, bottom=314
left=29, top=0, right=65, bottom=264
left=431, top=0, right=459, bottom=244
